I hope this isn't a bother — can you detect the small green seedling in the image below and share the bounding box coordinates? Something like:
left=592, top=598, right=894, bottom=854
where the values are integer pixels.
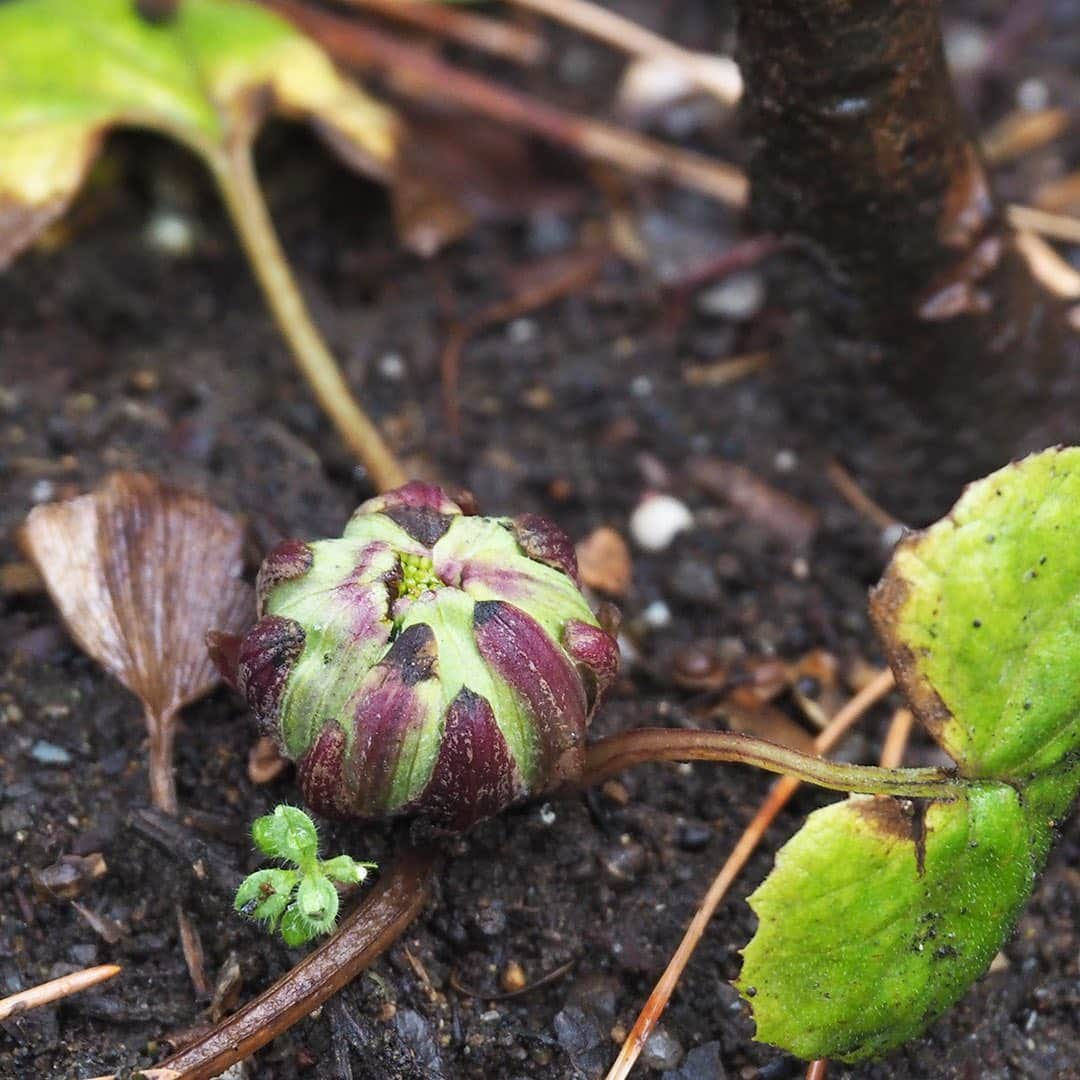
left=235, top=805, right=376, bottom=947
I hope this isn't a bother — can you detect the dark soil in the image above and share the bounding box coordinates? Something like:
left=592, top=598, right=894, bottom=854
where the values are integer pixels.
left=1, top=2, right=1077, bottom=1078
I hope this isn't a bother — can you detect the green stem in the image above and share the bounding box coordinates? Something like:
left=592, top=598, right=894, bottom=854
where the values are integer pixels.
left=211, top=143, right=407, bottom=493
left=581, top=728, right=963, bottom=799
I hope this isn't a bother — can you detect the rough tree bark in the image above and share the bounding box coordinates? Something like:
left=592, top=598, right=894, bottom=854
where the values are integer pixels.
left=733, top=0, right=1073, bottom=502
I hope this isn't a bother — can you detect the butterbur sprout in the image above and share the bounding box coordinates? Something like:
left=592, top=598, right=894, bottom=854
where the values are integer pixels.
left=211, top=482, right=619, bottom=829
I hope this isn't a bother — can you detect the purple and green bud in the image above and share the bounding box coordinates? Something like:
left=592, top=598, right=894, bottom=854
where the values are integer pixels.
left=213, top=482, right=619, bottom=829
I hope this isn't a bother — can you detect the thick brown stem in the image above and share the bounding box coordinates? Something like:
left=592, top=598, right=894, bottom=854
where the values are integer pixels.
left=158, top=845, right=439, bottom=1080
left=147, top=713, right=178, bottom=816
left=734, top=0, right=1072, bottom=477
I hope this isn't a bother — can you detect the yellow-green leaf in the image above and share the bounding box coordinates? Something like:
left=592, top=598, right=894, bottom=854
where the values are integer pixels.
left=0, top=0, right=397, bottom=265
left=870, top=447, right=1080, bottom=779
left=738, top=785, right=1044, bottom=1062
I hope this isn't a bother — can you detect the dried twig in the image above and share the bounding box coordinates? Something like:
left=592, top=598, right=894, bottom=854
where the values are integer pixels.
left=825, top=458, right=901, bottom=531
left=1007, top=204, right=1080, bottom=244
left=442, top=248, right=606, bottom=437
left=1014, top=231, right=1080, bottom=299
left=0, top=964, right=122, bottom=1022
left=505, top=0, right=741, bottom=104
left=264, top=0, right=748, bottom=208
left=603, top=669, right=896, bottom=1080
left=878, top=707, right=914, bottom=771
left=338, top=0, right=546, bottom=64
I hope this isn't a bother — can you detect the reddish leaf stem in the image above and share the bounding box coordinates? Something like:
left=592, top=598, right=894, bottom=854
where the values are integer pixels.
left=581, top=724, right=955, bottom=799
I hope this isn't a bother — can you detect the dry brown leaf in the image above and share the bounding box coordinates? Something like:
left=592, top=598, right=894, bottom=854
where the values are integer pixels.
left=576, top=526, right=633, bottom=597
left=22, top=472, right=253, bottom=813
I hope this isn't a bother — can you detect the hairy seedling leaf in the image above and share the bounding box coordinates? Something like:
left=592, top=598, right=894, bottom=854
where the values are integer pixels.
left=296, top=873, right=339, bottom=928
left=739, top=449, right=1080, bottom=1062
left=252, top=805, right=320, bottom=866
left=320, top=854, right=376, bottom=886
left=234, top=867, right=297, bottom=928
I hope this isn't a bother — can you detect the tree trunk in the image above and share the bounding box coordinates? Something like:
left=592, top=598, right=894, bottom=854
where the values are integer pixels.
left=733, top=0, right=1074, bottom=509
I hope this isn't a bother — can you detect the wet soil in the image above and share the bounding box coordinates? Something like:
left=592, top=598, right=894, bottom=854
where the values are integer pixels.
left=1, top=1, right=1078, bottom=1078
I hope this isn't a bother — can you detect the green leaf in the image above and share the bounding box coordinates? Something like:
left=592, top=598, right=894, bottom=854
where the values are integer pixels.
left=320, top=854, right=377, bottom=885
left=738, top=785, right=1043, bottom=1062
left=739, top=449, right=1080, bottom=1062
left=870, top=447, right=1080, bottom=779
left=279, top=903, right=321, bottom=948
left=252, top=804, right=319, bottom=865
left=234, top=867, right=297, bottom=928
left=0, top=0, right=397, bottom=266
left=296, top=873, right=339, bottom=929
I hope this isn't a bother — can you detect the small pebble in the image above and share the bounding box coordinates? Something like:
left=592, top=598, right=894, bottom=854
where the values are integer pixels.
left=507, top=318, right=537, bottom=346
left=944, top=23, right=989, bottom=76
left=630, top=493, right=694, bottom=552
left=600, top=835, right=647, bottom=884
left=695, top=272, right=765, bottom=322
left=641, top=599, right=672, bottom=629
left=501, top=961, right=527, bottom=994
left=773, top=448, right=798, bottom=473
left=630, top=375, right=654, bottom=397
left=1016, top=77, right=1049, bottom=112
left=641, top=1024, right=684, bottom=1070
left=144, top=209, right=195, bottom=257
left=31, top=740, right=72, bottom=765
left=377, top=352, right=406, bottom=380
left=675, top=821, right=712, bottom=852
left=474, top=903, right=507, bottom=937
left=669, top=1041, right=725, bottom=1080
left=538, top=803, right=557, bottom=826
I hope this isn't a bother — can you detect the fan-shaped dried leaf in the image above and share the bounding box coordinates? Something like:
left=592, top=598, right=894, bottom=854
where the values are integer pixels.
left=22, top=472, right=253, bottom=812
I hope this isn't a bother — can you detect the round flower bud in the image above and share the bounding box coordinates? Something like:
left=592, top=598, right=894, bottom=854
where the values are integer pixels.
left=213, top=482, right=619, bottom=829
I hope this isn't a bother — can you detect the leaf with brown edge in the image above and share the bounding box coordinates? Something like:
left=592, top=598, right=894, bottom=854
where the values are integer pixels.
left=22, top=472, right=254, bottom=813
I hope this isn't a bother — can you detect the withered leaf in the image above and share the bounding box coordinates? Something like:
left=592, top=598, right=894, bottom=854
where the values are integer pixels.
left=22, top=472, right=253, bottom=812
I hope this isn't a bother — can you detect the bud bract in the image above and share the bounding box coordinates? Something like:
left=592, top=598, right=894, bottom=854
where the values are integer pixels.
left=223, top=483, right=619, bottom=828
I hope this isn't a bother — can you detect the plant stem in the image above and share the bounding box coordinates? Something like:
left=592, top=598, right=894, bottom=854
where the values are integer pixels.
left=146, top=712, right=178, bottom=816
left=582, top=727, right=961, bottom=799
left=211, top=144, right=407, bottom=493
left=158, top=844, right=439, bottom=1080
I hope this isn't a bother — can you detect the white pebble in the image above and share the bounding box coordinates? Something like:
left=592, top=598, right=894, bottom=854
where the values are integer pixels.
left=773, top=448, right=798, bottom=472
left=538, top=803, right=557, bottom=826
left=144, top=210, right=195, bottom=257
left=377, top=352, right=406, bottom=380
left=30, top=479, right=55, bottom=504
left=630, top=375, right=653, bottom=398
left=695, top=271, right=765, bottom=322
left=1017, top=78, right=1049, bottom=112
left=507, top=317, right=537, bottom=345
left=641, top=600, right=672, bottom=629
left=630, top=493, right=694, bottom=552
